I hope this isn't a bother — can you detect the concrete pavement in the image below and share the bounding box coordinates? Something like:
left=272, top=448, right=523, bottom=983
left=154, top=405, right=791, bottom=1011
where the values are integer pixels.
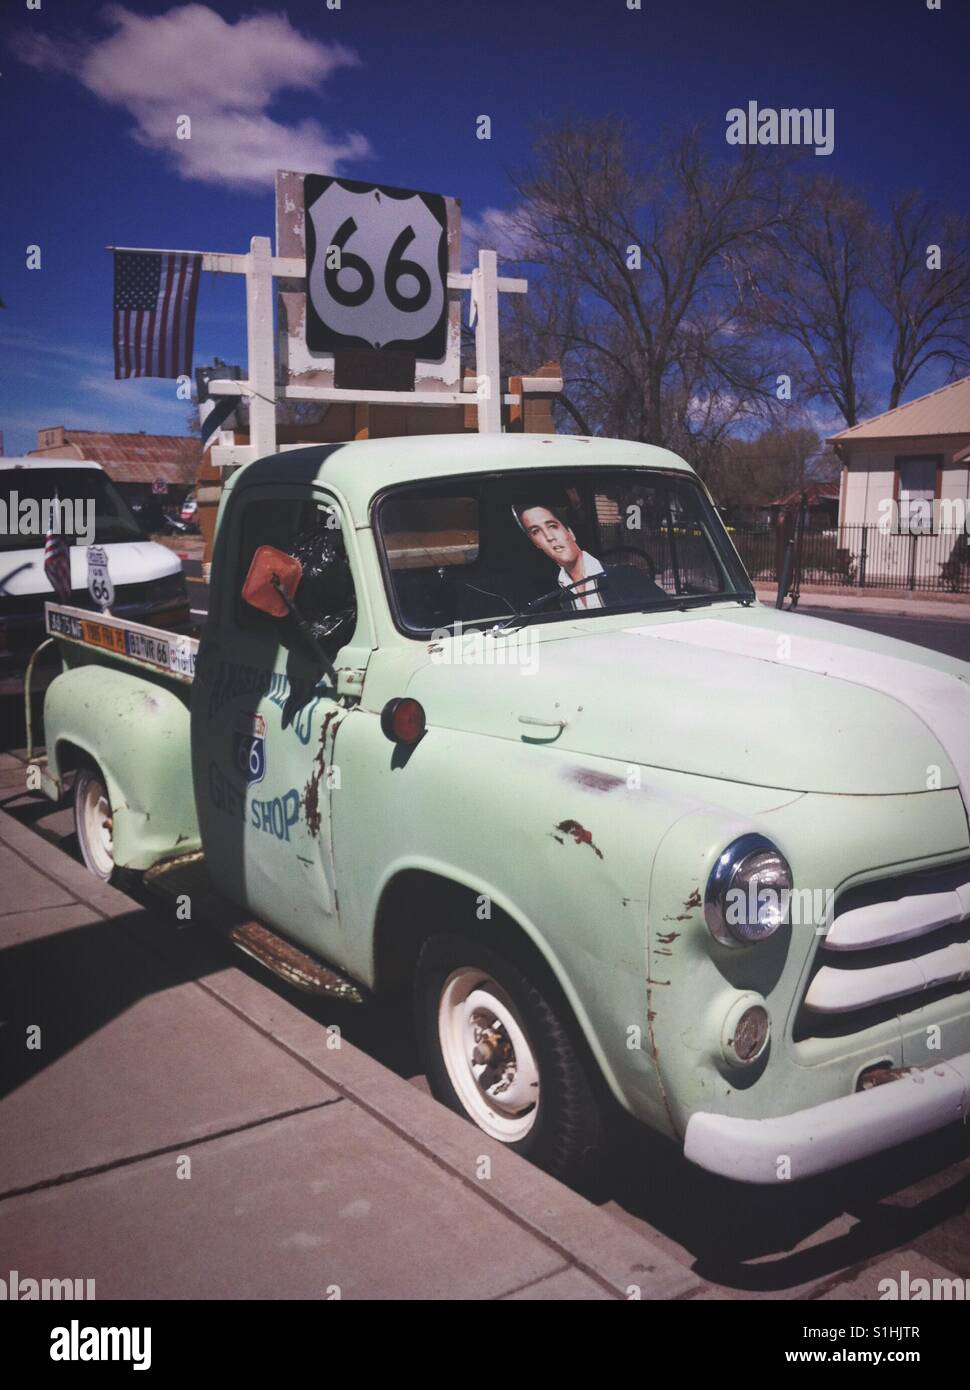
left=0, top=759, right=702, bottom=1301
left=753, top=584, right=970, bottom=621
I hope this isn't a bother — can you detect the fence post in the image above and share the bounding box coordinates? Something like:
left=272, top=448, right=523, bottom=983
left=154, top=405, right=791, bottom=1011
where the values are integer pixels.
left=859, top=525, right=868, bottom=588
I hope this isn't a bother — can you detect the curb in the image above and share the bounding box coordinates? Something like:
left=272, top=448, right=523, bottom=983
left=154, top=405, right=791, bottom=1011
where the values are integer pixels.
left=753, top=586, right=970, bottom=621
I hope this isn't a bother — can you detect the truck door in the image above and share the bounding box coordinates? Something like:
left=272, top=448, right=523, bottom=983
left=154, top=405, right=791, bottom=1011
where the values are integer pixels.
left=192, top=485, right=369, bottom=964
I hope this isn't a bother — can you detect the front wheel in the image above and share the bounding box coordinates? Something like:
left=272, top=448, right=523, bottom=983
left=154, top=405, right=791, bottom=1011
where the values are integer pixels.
left=414, top=932, right=603, bottom=1182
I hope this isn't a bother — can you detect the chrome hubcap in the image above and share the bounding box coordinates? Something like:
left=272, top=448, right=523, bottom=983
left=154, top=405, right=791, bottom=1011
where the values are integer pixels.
left=438, top=969, right=539, bottom=1143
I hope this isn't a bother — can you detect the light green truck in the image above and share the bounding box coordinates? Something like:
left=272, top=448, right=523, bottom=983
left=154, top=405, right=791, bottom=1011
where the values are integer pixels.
left=33, top=434, right=970, bottom=1185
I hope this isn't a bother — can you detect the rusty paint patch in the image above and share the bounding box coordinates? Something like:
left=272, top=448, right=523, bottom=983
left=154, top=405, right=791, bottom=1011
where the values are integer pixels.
left=554, top=819, right=604, bottom=859
left=567, top=767, right=625, bottom=793
left=683, top=888, right=702, bottom=910
left=303, top=710, right=338, bottom=837
left=656, top=931, right=680, bottom=945
left=228, top=919, right=362, bottom=1001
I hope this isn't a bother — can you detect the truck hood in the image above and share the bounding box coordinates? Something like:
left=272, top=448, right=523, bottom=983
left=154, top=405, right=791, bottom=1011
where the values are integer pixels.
left=0, top=541, right=181, bottom=598
left=405, top=604, right=970, bottom=798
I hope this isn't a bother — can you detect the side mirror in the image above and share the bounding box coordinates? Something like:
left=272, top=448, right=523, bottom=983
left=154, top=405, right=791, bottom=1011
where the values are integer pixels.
left=241, top=546, right=303, bottom=617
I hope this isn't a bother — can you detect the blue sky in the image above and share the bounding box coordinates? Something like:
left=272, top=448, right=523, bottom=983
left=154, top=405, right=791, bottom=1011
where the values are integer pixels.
left=1, top=0, right=968, bottom=456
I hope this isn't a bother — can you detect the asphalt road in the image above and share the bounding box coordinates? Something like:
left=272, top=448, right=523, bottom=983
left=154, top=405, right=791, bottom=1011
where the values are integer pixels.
left=796, top=605, right=970, bottom=663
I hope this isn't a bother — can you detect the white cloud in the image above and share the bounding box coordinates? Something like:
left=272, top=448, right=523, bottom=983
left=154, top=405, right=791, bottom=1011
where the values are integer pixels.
left=0, top=329, right=112, bottom=372
left=77, top=374, right=187, bottom=410
left=11, top=3, right=371, bottom=192
left=461, top=206, right=532, bottom=267
left=20, top=376, right=190, bottom=436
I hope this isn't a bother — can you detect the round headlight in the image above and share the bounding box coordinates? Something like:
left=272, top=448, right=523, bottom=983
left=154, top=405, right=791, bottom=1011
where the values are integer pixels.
left=705, top=833, right=792, bottom=947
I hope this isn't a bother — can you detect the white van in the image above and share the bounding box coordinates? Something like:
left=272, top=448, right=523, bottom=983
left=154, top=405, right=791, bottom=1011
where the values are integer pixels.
left=0, top=457, right=190, bottom=688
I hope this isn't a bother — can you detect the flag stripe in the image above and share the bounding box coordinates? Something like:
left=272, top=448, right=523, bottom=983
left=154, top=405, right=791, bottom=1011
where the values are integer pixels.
left=170, top=255, right=188, bottom=381
left=159, top=254, right=176, bottom=378
left=184, top=256, right=201, bottom=376
left=145, top=307, right=155, bottom=377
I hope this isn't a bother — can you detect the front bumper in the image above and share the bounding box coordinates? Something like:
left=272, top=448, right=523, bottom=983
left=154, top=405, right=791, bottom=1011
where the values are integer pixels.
left=683, top=1050, right=970, bottom=1183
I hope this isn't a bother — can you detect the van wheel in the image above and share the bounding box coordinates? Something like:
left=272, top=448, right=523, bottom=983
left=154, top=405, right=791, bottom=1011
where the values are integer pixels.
left=74, top=763, right=122, bottom=884
left=414, top=932, right=603, bottom=1182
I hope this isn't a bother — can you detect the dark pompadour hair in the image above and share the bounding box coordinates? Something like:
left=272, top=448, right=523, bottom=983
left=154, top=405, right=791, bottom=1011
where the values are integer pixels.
left=512, top=500, right=570, bottom=532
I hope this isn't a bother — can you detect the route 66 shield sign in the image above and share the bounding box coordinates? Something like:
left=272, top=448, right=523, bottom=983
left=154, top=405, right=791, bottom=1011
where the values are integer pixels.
left=304, top=176, right=448, bottom=359
left=86, top=545, right=114, bottom=611
left=233, top=712, right=266, bottom=786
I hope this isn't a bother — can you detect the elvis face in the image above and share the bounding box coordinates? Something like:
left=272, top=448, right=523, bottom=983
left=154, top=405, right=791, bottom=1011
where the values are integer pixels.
left=519, top=506, right=582, bottom=569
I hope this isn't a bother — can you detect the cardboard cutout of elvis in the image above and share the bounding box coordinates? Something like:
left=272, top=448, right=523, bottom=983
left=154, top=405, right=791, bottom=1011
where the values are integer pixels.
left=514, top=503, right=666, bottom=610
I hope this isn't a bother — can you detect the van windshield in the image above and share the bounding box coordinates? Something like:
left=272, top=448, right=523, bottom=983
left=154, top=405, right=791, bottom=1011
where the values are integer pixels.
left=0, top=469, right=145, bottom=550
left=376, top=467, right=753, bottom=634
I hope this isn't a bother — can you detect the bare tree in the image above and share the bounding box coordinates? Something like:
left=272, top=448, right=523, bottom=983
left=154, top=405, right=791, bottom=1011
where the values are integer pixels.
left=505, top=119, right=790, bottom=456
left=706, top=426, right=831, bottom=512
left=748, top=175, right=874, bottom=427
left=872, top=194, right=970, bottom=409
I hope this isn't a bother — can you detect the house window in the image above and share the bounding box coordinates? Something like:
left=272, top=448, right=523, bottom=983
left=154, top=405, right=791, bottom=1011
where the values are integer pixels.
left=896, top=456, right=939, bottom=534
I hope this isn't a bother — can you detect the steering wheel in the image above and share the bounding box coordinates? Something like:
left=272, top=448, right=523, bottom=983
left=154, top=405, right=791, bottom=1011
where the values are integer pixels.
left=597, top=545, right=656, bottom=578
left=526, top=573, right=605, bottom=613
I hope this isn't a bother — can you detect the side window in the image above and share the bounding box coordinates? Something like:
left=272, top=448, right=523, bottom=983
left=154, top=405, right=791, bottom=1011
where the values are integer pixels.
left=897, top=457, right=938, bottom=533
left=234, top=495, right=357, bottom=657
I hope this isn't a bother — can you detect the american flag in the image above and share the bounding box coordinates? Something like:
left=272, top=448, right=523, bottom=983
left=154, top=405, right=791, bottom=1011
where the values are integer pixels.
left=44, top=495, right=73, bottom=603
left=113, top=250, right=202, bottom=379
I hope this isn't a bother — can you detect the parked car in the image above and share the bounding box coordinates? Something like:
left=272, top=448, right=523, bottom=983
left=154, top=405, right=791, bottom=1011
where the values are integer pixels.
left=180, top=493, right=198, bottom=528
left=1, top=458, right=190, bottom=690
left=33, top=434, right=970, bottom=1185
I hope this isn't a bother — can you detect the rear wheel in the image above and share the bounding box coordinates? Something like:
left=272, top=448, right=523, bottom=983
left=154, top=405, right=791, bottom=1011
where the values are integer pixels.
left=414, top=931, right=603, bottom=1182
left=74, top=763, right=119, bottom=883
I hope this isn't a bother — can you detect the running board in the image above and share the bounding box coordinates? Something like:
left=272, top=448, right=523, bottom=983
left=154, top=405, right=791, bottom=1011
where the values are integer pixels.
left=227, top=919, right=364, bottom=1003
left=142, top=852, right=363, bottom=1003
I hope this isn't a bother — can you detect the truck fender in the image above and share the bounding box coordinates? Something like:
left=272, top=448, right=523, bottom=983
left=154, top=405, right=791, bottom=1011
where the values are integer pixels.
left=45, top=664, right=200, bottom=871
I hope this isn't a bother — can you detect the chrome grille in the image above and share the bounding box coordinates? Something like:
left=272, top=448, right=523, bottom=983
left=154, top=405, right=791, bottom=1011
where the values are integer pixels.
left=794, top=860, right=970, bottom=1041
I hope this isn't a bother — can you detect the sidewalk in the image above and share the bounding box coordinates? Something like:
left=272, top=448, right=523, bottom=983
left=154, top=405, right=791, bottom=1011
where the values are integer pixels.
left=0, top=765, right=703, bottom=1302
left=753, top=584, right=970, bottom=620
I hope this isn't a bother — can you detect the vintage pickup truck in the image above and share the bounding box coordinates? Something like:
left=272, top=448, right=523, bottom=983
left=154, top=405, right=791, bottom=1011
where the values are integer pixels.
left=32, top=433, right=970, bottom=1185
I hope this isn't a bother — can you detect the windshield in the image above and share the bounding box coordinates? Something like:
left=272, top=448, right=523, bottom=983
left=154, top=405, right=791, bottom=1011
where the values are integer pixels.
left=376, top=468, right=753, bottom=634
left=0, top=468, right=145, bottom=550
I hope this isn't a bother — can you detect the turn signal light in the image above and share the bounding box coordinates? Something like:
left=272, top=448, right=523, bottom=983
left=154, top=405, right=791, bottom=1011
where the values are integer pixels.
left=381, top=697, right=426, bottom=745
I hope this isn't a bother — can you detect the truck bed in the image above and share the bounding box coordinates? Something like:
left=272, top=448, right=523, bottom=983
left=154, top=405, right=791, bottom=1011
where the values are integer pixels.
left=45, top=603, right=198, bottom=684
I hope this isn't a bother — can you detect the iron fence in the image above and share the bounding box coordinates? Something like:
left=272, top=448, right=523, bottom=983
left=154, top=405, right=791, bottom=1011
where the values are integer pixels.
left=726, top=524, right=970, bottom=594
